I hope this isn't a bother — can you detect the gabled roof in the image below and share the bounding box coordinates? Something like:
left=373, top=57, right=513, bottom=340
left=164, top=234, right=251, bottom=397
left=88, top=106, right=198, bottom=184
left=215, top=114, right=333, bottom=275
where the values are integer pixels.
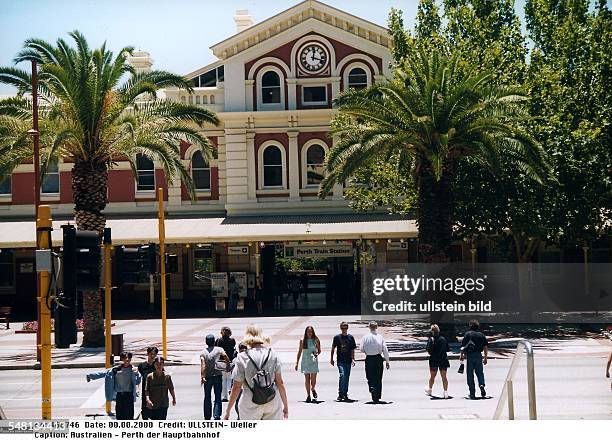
left=210, top=0, right=391, bottom=60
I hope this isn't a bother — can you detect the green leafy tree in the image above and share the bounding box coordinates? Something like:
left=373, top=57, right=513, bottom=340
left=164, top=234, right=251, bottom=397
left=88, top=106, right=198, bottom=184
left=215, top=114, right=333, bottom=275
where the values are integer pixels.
left=321, top=48, right=550, bottom=262
left=0, top=32, right=219, bottom=346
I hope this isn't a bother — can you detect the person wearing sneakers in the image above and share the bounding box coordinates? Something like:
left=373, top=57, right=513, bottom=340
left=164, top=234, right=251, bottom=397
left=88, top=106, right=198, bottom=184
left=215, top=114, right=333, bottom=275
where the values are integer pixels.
left=330, top=321, right=357, bottom=402
left=460, top=320, right=489, bottom=399
left=425, top=324, right=450, bottom=399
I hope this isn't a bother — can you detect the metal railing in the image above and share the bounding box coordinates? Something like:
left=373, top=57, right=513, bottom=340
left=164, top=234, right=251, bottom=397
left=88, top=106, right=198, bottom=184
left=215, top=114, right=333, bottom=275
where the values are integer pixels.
left=493, top=339, right=537, bottom=420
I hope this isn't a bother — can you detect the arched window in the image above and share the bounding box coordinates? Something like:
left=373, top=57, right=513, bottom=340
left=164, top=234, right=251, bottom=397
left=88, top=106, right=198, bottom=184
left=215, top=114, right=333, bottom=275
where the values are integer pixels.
left=180, top=96, right=186, bottom=103
left=202, top=95, right=208, bottom=104
left=305, top=144, right=326, bottom=186
left=261, top=71, right=281, bottom=104
left=136, top=154, right=155, bottom=191
left=348, top=67, right=368, bottom=90
left=191, top=151, right=210, bottom=191
left=41, top=161, right=60, bottom=194
left=188, top=95, right=193, bottom=105
left=210, top=95, right=215, bottom=105
left=196, top=95, right=200, bottom=105
left=262, top=145, right=283, bottom=187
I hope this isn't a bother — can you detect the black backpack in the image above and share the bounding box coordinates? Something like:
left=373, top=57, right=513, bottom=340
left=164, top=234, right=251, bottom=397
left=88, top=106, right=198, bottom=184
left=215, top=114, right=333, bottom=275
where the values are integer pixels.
left=244, top=348, right=276, bottom=405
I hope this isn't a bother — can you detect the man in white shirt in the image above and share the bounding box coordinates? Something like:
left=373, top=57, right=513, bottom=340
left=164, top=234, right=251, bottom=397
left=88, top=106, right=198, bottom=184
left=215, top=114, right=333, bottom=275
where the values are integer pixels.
left=360, top=322, right=390, bottom=403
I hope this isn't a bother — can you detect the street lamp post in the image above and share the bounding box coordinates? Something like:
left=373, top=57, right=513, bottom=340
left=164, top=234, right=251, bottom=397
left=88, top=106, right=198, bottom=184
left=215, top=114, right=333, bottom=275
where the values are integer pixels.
left=29, top=59, right=42, bottom=363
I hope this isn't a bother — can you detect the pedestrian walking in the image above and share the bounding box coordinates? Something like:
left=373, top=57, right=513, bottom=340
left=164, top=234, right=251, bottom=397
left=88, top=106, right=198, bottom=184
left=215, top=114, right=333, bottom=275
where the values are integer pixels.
left=200, top=334, right=229, bottom=420
left=86, top=352, right=141, bottom=420
left=137, top=346, right=158, bottom=419
left=460, top=320, right=489, bottom=399
left=330, top=321, right=356, bottom=401
left=216, top=327, right=237, bottom=402
left=224, top=325, right=289, bottom=420
left=294, top=326, right=321, bottom=402
left=425, top=324, right=450, bottom=399
left=144, top=357, right=176, bottom=420
left=360, top=322, right=390, bottom=403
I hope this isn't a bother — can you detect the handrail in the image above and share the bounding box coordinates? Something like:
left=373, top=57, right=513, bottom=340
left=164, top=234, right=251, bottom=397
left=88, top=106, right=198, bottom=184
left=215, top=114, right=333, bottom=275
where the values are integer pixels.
left=493, top=339, right=537, bottom=420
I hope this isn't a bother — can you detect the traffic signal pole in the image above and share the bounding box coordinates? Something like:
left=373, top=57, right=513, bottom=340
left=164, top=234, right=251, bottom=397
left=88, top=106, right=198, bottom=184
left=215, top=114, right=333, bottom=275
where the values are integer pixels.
left=103, top=228, right=112, bottom=415
left=158, top=188, right=167, bottom=359
left=37, top=205, right=52, bottom=420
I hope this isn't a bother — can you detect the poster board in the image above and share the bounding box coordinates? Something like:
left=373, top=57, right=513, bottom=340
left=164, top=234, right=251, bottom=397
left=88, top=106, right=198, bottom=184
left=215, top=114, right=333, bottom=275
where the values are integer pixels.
left=211, top=272, right=228, bottom=298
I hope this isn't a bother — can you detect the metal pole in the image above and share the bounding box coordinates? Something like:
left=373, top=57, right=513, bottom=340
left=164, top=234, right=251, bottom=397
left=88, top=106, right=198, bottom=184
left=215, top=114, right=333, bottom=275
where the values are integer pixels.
left=507, top=380, right=514, bottom=420
left=103, top=229, right=112, bottom=415
left=32, top=60, right=42, bottom=363
left=158, top=188, right=167, bottom=359
left=149, top=275, right=155, bottom=305
left=526, top=348, right=537, bottom=420
left=37, top=205, right=52, bottom=420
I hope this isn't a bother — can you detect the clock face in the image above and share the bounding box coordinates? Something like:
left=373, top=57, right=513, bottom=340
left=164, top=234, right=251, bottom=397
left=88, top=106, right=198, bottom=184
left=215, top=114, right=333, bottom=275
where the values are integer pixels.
left=299, top=44, right=328, bottom=73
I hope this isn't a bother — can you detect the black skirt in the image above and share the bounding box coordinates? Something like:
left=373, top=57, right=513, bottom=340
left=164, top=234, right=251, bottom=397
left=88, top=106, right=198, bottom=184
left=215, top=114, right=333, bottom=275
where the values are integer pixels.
left=429, top=358, right=450, bottom=369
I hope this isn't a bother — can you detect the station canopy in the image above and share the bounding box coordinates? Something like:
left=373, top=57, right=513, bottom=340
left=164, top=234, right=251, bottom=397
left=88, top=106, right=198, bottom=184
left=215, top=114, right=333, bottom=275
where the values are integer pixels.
left=0, top=214, right=417, bottom=248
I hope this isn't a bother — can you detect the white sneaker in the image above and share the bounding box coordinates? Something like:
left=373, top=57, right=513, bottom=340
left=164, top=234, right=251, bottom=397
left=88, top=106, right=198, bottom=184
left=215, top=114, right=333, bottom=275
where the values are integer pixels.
left=425, top=389, right=432, bottom=396
left=443, top=391, right=449, bottom=399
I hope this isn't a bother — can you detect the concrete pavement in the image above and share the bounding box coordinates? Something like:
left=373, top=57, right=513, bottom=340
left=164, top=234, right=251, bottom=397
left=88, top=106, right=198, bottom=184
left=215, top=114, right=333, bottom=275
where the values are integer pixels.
left=1, top=316, right=609, bottom=369
left=0, top=356, right=610, bottom=420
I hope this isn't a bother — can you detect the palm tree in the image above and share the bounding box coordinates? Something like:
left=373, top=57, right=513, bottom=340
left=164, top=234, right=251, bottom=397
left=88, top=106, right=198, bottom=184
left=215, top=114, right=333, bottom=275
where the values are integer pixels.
left=0, top=31, right=219, bottom=347
left=320, top=48, right=551, bottom=262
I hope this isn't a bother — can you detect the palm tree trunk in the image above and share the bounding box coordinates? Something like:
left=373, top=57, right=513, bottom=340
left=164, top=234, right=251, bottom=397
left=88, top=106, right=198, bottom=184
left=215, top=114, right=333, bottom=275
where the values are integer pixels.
left=416, top=159, right=457, bottom=340
left=416, top=159, right=455, bottom=263
left=72, top=159, right=108, bottom=348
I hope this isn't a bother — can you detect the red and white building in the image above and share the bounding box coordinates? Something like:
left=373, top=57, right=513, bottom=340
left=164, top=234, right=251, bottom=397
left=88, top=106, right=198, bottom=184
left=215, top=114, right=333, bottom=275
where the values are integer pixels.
left=0, top=1, right=419, bottom=317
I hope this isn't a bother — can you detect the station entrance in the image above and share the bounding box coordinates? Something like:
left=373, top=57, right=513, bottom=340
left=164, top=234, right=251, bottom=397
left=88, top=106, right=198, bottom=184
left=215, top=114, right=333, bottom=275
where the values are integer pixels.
left=260, top=241, right=361, bottom=314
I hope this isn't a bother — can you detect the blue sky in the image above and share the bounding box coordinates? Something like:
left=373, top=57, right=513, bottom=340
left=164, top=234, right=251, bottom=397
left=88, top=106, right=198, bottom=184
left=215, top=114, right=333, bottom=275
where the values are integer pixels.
left=0, top=0, right=529, bottom=95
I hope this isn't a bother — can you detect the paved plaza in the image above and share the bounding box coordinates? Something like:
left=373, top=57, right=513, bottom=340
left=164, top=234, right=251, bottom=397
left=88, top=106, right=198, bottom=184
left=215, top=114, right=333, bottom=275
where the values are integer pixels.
left=0, top=316, right=610, bottom=419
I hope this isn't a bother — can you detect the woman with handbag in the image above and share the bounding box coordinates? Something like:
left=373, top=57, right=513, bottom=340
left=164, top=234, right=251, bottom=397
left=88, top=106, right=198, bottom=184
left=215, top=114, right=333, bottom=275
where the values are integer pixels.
left=425, top=324, right=451, bottom=399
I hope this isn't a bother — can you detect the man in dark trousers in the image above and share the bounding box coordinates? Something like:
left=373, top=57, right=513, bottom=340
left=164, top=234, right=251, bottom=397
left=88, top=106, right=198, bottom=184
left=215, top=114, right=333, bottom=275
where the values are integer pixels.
left=113, top=352, right=140, bottom=420
left=460, top=320, right=489, bottom=399
left=215, top=326, right=236, bottom=402
left=330, top=322, right=357, bottom=401
left=137, top=346, right=159, bottom=419
left=359, top=322, right=390, bottom=403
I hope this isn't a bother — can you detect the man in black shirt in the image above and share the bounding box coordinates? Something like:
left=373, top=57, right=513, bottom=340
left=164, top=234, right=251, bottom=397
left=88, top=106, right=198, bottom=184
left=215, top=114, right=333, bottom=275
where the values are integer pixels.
left=460, top=320, right=489, bottom=399
left=215, top=326, right=236, bottom=402
left=137, top=346, right=158, bottom=419
left=330, top=322, right=357, bottom=401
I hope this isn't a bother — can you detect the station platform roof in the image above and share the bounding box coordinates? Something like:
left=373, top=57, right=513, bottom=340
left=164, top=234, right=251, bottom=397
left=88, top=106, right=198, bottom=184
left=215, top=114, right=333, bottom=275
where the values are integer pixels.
left=0, top=214, right=417, bottom=248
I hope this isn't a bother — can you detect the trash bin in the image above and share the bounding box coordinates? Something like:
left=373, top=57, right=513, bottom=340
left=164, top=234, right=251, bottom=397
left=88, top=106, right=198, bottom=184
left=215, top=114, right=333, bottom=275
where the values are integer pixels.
left=111, top=334, right=124, bottom=356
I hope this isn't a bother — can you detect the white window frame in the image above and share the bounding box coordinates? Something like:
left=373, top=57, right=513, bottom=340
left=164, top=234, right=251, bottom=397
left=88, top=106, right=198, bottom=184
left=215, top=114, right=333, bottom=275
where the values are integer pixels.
left=258, top=142, right=287, bottom=190
left=41, top=161, right=60, bottom=195
left=343, top=62, right=372, bottom=92
left=190, top=150, right=211, bottom=193
left=256, top=66, right=285, bottom=111
left=301, top=84, right=328, bottom=106
left=135, top=154, right=156, bottom=193
left=301, top=140, right=329, bottom=189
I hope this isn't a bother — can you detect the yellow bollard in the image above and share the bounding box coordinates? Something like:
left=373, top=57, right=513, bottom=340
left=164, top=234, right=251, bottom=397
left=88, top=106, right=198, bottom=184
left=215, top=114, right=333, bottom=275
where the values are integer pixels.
left=37, top=205, right=52, bottom=420
left=103, top=230, right=113, bottom=415
left=158, top=188, right=167, bottom=359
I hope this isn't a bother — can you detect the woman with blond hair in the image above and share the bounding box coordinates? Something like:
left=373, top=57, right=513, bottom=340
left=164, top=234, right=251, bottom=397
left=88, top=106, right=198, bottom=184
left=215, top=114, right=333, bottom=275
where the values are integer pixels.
left=425, top=324, right=450, bottom=399
left=223, top=325, right=289, bottom=420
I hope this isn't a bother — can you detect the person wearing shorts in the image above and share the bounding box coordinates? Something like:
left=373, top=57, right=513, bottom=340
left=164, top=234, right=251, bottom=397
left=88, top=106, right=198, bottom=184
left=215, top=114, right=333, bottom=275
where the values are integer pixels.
left=425, top=324, right=450, bottom=399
